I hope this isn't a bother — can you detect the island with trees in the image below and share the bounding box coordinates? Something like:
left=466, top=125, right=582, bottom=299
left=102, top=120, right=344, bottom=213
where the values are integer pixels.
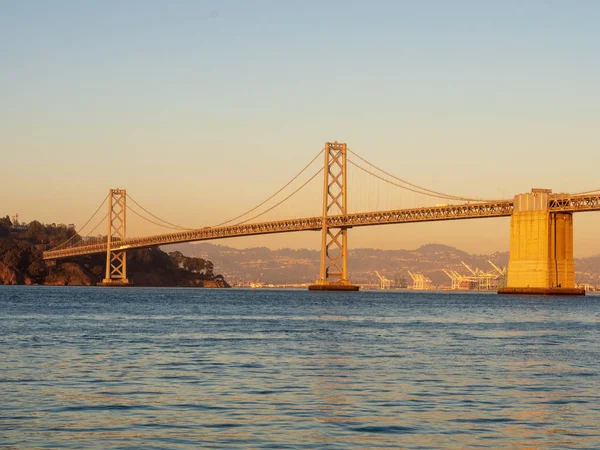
left=0, top=216, right=229, bottom=287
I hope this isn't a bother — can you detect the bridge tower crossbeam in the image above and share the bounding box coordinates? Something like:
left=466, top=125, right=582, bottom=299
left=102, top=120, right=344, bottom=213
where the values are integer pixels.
left=309, top=142, right=359, bottom=291
left=101, top=188, right=130, bottom=286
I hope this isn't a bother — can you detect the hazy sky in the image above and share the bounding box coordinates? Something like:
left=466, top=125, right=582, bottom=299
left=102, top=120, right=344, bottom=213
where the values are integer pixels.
left=1, top=1, right=599, bottom=255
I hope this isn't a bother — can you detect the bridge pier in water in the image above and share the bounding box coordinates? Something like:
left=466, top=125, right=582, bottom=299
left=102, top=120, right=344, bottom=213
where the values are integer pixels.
left=99, top=188, right=131, bottom=286
left=499, top=189, right=583, bottom=295
left=309, top=142, right=359, bottom=291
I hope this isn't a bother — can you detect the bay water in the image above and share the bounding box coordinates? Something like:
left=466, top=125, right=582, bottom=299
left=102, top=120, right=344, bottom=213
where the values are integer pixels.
left=1, top=286, right=599, bottom=448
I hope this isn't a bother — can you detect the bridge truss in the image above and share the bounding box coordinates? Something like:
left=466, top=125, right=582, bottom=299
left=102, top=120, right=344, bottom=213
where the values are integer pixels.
left=43, top=194, right=600, bottom=262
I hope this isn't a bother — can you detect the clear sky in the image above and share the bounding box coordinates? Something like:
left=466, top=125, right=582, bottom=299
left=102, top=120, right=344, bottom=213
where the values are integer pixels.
left=1, top=1, right=599, bottom=255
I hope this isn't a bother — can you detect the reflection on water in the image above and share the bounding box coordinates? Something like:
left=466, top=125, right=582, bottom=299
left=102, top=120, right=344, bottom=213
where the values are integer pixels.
left=1, top=287, right=599, bottom=448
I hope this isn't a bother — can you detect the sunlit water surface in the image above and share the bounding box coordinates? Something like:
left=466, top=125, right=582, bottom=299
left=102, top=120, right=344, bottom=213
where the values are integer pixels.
left=1, top=286, right=599, bottom=449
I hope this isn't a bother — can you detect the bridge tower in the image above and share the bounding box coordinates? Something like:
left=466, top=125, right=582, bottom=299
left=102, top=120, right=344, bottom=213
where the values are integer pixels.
left=101, top=188, right=130, bottom=286
left=499, top=189, right=582, bottom=295
left=309, top=142, right=359, bottom=291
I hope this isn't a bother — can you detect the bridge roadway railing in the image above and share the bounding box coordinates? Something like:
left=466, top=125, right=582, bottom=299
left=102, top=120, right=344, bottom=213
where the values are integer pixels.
left=42, top=194, right=600, bottom=261
left=547, top=193, right=600, bottom=211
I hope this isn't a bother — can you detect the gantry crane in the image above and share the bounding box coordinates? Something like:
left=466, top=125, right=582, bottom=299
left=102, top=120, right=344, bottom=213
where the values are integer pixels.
left=408, top=271, right=432, bottom=290
left=488, top=260, right=506, bottom=276
left=461, top=261, right=499, bottom=290
left=488, top=260, right=507, bottom=288
left=461, top=261, right=478, bottom=277
left=250, top=272, right=263, bottom=289
left=443, top=269, right=461, bottom=290
left=442, top=261, right=507, bottom=291
left=375, top=271, right=391, bottom=290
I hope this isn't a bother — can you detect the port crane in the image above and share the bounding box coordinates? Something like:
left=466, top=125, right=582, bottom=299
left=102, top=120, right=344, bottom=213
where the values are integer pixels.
left=407, top=271, right=432, bottom=290
left=375, top=271, right=391, bottom=290
left=461, top=261, right=502, bottom=290
left=488, top=260, right=506, bottom=276
left=443, top=269, right=463, bottom=290
left=487, top=260, right=507, bottom=288
left=250, top=272, right=263, bottom=289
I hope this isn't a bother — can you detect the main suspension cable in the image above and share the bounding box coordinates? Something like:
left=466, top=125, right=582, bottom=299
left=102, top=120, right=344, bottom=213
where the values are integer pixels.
left=347, top=149, right=492, bottom=202
left=77, top=212, right=109, bottom=246
left=570, top=188, right=600, bottom=196
left=88, top=212, right=109, bottom=236
left=127, top=194, right=192, bottom=230
left=51, top=193, right=110, bottom=250
left=348, top=159, right=474, bottom=201
left=127, top=204, right=191, bottom=230
left=234, top=167, right=323, bottom=226
left=213, top=148, right=325, bottom=227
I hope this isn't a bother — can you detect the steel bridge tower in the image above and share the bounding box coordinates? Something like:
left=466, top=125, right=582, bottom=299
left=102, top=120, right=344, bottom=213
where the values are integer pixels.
left=309, top=142, right=359, bottom=291
left=101, top=188, right=130, bottom=286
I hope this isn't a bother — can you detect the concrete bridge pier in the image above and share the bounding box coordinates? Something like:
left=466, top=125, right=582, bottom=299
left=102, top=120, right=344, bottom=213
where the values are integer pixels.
left=499, top=189, right=584, bottom=295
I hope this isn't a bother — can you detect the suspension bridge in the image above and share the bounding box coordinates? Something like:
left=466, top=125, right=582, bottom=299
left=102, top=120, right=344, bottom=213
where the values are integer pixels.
left=43, top=142, right=600, bottom=293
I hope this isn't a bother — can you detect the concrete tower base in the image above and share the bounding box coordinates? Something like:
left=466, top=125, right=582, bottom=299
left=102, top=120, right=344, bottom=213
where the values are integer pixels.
left=498, top=287, right=584, bottom=296
left=501, top=189, right=577, bottom=295
left=98, top=279, right=132, bottom=287
left=308, top=282, right=360, bottom=291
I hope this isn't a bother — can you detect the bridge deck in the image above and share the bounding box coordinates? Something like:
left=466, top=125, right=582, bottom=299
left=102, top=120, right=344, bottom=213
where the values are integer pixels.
left=42, top=194, right=600, bottom=261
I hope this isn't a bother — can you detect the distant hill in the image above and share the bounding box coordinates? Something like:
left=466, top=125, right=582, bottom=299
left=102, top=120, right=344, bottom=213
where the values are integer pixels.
left=165, top=242, right=508, bottom=286
left=165, top=242, right=600, bottom=287
left=576, top=255, right=600, bottom=286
